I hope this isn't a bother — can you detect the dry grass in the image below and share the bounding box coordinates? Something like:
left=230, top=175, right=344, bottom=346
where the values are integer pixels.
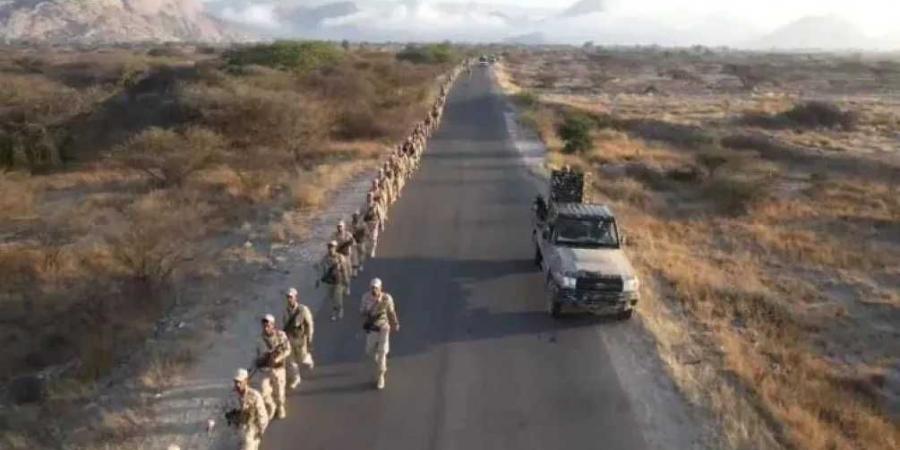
left=0, top=172, right=39, bottom=219
left=0, top=43, right=450, bottom=448
left=504, top=49, right=900, bottom=450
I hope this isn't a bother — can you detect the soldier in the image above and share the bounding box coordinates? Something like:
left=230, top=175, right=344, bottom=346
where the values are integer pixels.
left=255, top=314, right=291, bottom=420
left=363, top=193, right=384, bottom=258
left=370, top=178, right=388, bottom=220
left=282, top=288, right=314, bottom=390
left=317, top=241, right=352, bottom=321
left=360, top=278, right=400, bottom=390
left=351, top=211, right=369, bottom=272
left=333, top=221, right=358, bottom=278
left=227, top=368, right=269, bottom=450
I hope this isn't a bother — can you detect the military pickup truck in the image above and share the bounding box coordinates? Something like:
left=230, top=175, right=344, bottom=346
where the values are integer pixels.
left=532, top=170, right=639, bottom=319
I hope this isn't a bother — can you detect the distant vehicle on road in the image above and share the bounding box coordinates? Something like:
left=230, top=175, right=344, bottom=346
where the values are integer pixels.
left=478, top=55, right=490, bottom=66
left=532, top=170, right=639, bottom=319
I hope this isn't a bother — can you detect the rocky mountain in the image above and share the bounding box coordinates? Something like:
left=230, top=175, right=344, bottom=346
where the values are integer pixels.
left=0, top=0, right=241, bottom=44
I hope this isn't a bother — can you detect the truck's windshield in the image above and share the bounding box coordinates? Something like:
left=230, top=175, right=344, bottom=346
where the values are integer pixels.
left=554, top=217, right=619, bottom=248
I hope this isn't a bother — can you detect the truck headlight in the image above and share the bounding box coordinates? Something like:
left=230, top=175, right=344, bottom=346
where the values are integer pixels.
left=623, top=276, right=640, bottom=293
left=561, top=275, right=577, bottom=289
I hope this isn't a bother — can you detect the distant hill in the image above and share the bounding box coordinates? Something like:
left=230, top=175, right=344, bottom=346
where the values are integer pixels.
left=504, top=31, right=546, bottom=45
left=752, top=15, right=874, bottom=50
left=0, top=0, right=243, bottom=44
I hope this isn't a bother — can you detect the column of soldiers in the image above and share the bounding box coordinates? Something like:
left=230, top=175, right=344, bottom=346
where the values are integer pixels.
left=225, top=61, right=470, bottom=450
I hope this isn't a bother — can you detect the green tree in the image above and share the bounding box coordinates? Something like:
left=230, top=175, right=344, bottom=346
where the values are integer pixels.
left=557, top=114, right=594, bottom=154
left=225, top=41, right=342, bottom=72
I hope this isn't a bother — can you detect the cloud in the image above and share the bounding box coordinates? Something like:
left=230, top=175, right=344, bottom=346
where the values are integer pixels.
left=217, top=2, right=282, bottom=28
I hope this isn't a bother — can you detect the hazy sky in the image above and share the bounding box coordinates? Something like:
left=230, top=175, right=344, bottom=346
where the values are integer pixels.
left=209, top=0, right=900, bottom=46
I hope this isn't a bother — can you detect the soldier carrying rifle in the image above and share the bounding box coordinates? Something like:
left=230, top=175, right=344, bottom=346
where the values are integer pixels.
left=255, top=314, right=291, bottom=420
left=225, top=368, right=269, bottom=450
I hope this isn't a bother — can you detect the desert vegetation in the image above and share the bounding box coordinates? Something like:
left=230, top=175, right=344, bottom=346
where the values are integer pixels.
left=0, top=42, right=456, bottom=449
left=501, top=47, right=899, bottom=450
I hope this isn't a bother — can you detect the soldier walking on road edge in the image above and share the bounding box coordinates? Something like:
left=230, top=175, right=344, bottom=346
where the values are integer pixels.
left=283, top=288, right=314, bottom=390
left=360, top=278, right=400, bottom=390
left=255, top=314, right=291, bottom=420
left=227, top=368, right=269, bottom=450
left=318, top=241, right=352, bottom=321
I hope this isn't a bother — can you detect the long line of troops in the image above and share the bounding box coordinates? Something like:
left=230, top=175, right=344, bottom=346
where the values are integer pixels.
left=225, top=61, right=474, bottom=450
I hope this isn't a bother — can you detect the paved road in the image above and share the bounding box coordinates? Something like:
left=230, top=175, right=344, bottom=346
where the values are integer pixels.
left=264, top=68, right=648, bottom=450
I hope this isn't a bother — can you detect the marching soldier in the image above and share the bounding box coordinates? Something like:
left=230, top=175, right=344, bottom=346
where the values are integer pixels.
left=351, top=210, right=369, bottom=272
left=282, top=288, right=314, bottom=390
left=363, top=193, right=384, bottom=258
left=227, top=368, right=269, bottom=450
left=360, top=278, right=400, bottom=390
left=317, top=241, right=352, bottom=321
left=255, top=314, right=291, bottom=420
left=333, top=221, right=358, bottom=278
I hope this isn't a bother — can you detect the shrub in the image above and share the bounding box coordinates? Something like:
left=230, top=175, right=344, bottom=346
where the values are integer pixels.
left=624, top=119, right=715, bottom=148
left=396, top=43, right=456, bottom=65
left=335, top=107, right=389, bottom=140
left=705, top=175, right=771, bottom=215
left=511, top=91, right=539, bottom=108
left=557, top=114, right=594, bottom=154
left=118, top=127, right=224, bottom=187
left=781, top=101, right=858, bottom=130
left=105, top=191, right=211, bottom=286
left=225, top=41, right=342, bottom=73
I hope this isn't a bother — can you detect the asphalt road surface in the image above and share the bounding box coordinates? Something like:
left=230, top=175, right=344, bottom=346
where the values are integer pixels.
left=263, top=67, right=649, bottom=450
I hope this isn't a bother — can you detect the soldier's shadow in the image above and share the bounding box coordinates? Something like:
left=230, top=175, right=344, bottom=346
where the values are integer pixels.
left=308, top=257, right=604, bottom=370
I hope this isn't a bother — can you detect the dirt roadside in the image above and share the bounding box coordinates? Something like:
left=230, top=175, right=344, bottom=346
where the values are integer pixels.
left=133, top=171, right=376, bottom=450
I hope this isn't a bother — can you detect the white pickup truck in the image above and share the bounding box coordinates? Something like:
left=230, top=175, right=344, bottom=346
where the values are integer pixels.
left=532, top=170, right=640, bottom=319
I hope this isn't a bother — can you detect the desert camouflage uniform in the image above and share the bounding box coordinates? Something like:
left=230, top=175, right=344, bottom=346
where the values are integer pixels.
left=283, top=302, right=314, bottom=387
left=318, top=252, right=352, bottom=319
left=234, top=386, right=269, bottom=450
left=256, top=329, right=291, bottom=419
left=360, top=291, right=399, bottom=387
left=332, top=228, right=358, bottom=277
left=362, top=199, right=384, bottom=258
left=351, top=212, right=369, bottom=271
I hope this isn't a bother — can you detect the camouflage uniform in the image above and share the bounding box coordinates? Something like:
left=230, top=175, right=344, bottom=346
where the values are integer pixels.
left=318, top=251, right=352, bottom=320
left=333, top=227, right=358, bottom=278
left=283, top=302, right=314, bottom=388
left=256, top=328, right=291, bottom=419
left=351, top=212, right=369, bottom=271
left=362, top=199, right=384, bottom=258
left=234, top=385, right=269, bottom=450
left=360, top=285, right=399, bottom=389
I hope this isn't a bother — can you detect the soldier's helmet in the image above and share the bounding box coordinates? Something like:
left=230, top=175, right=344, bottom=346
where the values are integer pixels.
left=370, top=278, right=383, bottom=289
left=286, top=288, right=298, bottom=298
left=262, top=314, right=275, bottom=324
left=234, top=368, right=250, bottom=382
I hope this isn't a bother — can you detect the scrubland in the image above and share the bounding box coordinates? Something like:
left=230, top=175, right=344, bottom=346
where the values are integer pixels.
left=0, top=42, right=454, bottom=448
left=500, top=47, right=899, bottom=450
